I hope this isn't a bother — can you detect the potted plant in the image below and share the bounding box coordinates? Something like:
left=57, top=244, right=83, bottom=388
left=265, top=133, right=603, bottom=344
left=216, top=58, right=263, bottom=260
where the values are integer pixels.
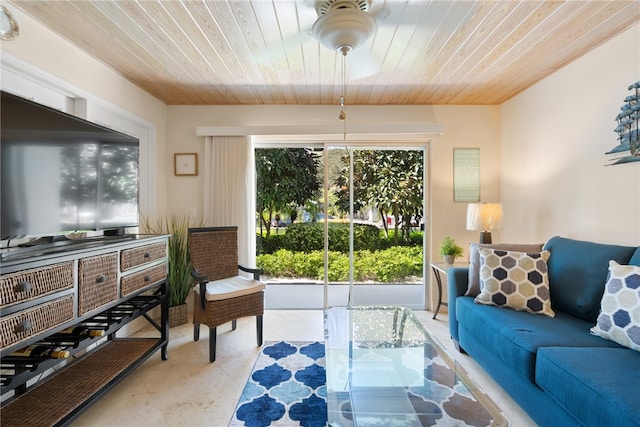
left=142, top=212, right=203, bottom=327
left=440, top=236, right=464, bottom=264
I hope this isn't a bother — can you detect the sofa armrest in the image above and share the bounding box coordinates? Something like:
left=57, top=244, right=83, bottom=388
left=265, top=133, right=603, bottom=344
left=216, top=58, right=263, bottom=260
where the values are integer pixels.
left=447, top=267, right=470, bottom=343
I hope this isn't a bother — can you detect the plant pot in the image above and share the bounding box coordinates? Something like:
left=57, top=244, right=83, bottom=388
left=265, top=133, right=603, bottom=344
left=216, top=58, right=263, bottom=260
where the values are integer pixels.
left=168, top=303, right=188, bottom=328
left=443, top=255, right=456, bottom=265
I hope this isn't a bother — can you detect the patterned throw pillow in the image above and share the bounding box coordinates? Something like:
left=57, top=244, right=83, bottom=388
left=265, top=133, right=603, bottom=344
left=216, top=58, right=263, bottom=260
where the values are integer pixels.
left=475, top=248, right=554, bottom=317
left=465, top=242, right=544, bottom=297
left=590, top=261, right=640, bottom=352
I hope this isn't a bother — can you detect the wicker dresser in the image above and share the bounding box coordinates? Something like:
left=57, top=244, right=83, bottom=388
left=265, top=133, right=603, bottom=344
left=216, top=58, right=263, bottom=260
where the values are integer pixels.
left=0, top=234, right=169, bottom=426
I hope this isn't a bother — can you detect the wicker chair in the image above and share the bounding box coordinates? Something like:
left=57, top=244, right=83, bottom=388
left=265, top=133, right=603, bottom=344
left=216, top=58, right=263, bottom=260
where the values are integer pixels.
left=188, top=226, right=265, bottom=362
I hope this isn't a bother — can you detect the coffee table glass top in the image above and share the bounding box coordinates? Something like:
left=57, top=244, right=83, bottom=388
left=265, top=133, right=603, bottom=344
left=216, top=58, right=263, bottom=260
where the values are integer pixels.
left=324, top=306, right=509, bottom=427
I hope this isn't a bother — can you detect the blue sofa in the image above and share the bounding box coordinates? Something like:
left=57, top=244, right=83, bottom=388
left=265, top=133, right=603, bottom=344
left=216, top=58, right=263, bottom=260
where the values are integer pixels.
left=447, top=236, right=640, bottom=427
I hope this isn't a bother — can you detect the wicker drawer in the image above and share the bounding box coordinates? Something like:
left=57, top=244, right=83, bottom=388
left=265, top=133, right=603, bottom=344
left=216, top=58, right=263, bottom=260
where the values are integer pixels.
left=78, top=253, right=118, bottom=315
left=0, top=295, right=74, bottom=349
left=121, top=264, right=167, bottom=297
left=120, top=242, right=166, bottom=271
left=0, top=262, right=74, bottom=308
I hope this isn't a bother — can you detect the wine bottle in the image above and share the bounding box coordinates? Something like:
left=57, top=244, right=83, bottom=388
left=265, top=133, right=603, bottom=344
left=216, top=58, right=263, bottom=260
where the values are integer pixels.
left=7, top=345, right=70, bottom=359
left=39, top=334, right=84, bottom=348
left=57, top=325, right=105, bottom=338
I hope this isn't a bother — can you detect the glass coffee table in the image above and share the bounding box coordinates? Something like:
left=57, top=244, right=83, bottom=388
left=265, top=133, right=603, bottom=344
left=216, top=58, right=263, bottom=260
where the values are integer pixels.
left=324, top=306, right=509, bottom=427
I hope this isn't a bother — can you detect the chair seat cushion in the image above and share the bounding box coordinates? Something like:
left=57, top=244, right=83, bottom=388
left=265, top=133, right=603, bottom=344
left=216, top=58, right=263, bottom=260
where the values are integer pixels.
left=197, top=276, right=265, bottom=301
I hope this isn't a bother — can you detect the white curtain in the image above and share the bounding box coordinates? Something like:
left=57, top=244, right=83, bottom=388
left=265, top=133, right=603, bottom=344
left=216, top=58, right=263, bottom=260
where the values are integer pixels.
left=203, top=136, right=256, bottom=267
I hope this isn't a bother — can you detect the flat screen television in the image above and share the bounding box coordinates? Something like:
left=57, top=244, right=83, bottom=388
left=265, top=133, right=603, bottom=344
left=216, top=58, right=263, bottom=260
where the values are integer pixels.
left=1, top=90, right=140, bottom=243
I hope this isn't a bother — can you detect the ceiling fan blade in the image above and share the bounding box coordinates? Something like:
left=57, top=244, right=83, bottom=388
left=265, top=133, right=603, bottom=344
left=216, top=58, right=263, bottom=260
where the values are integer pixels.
left=348, top=46, right=380, bottom=80
left=253, top=26, right=314, bottom=65
left=372, top=1, right=476, bottom=29
left=251, top=0, right=318, bottom=65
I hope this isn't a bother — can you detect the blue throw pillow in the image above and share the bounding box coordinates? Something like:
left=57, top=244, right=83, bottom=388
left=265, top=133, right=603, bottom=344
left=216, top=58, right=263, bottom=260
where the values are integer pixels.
left=544, top=236, right=637, bottom=321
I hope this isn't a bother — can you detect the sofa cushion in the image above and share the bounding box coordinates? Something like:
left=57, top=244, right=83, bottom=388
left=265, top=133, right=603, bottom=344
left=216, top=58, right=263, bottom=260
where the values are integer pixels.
left=590, top=261, right=640, bottom=351
left=536, top=347, right=640, bottom=427
left=544, top=236, right=637, bottom=321
left=475, top=248, right=554, bottom=317
left=457, top=296, right=621, bottom=382
left=466, top=242, right=544, bottom=297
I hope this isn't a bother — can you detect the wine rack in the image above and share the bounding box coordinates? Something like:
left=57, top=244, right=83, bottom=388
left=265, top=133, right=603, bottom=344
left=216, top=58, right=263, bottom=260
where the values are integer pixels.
left=0, top=235, right=169, bottom=426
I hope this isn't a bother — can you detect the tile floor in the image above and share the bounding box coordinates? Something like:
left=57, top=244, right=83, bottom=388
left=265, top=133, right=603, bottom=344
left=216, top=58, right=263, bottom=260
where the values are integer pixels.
left=71, top=310, right=536, bottom=427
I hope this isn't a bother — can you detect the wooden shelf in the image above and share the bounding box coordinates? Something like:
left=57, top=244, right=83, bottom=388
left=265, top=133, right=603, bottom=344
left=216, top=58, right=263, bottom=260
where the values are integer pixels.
left=1, top=293, right=165, bottom=393
left=1, top=339, right=162, bottom=427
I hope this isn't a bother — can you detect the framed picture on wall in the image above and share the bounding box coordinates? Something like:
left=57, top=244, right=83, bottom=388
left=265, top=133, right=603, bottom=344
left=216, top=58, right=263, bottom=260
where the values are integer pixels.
left=174, top=153, right=198, bottom=176
left=453, top=148, right=480, bottom=202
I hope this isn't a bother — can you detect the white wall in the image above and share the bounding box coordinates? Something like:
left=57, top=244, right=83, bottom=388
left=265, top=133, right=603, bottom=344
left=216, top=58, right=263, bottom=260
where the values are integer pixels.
left=500, top=24, right=640, bottom=246
left=430, top=106, right=501, bottom=257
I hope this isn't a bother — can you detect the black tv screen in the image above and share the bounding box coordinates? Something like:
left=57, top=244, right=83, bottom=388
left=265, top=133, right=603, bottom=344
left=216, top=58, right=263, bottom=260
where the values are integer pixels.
left=1, top=91, right=140, bottom=241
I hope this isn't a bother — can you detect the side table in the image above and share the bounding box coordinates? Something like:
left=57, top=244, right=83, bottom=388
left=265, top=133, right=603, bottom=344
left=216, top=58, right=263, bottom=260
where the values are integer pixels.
left=430, top=262, right=469, bottom=319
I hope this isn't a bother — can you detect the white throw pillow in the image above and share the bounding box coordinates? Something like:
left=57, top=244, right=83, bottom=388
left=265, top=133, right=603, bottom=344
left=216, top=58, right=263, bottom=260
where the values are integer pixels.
left=591, top=261, right=640, bottom=352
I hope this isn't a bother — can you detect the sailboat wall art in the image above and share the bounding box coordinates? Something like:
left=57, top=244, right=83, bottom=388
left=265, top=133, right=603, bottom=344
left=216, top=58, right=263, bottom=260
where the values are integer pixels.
left=606, top=80, right=640, bottom=166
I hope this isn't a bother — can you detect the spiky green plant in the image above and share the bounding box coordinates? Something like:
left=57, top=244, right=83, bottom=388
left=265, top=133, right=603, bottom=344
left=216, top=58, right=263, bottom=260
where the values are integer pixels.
left=440, top=236, right=464, bottom=257
left=141, top=212, right=204, bottom=307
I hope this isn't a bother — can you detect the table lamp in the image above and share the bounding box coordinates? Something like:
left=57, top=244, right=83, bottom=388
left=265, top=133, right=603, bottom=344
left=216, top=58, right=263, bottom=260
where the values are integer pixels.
left=466, top=203, right=503, bottom=244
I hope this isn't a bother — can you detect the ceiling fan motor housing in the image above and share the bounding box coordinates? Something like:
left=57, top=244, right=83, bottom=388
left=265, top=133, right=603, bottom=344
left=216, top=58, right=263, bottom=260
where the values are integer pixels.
left=312, top=0, right=376, bottom=52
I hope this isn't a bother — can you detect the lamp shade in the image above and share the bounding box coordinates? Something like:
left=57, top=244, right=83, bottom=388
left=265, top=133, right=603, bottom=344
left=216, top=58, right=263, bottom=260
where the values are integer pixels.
left=466, top=203, right=503, bottom=232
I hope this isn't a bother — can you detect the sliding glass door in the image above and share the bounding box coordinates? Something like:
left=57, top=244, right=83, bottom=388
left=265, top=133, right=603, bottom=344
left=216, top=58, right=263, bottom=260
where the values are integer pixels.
left=256, top=142, right=428, bottom=310
left=326, top=145, right=426, bottom=308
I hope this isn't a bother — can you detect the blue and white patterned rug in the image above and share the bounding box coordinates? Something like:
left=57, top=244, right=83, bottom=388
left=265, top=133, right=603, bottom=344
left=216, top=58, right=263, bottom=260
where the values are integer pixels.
left=229, top=341, right=327, bottom=427
left=230, top=340, right=500, bottom=427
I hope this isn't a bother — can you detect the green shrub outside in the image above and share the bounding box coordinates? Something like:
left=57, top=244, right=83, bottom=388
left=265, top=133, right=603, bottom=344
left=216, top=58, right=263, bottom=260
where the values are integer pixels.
left=256, top=246, right=423, bottom=283
left=409, top=231, right=424, bottom=246
left=295, top=250, right=324, bottom=278
left=368, top=246, right=423, bottom=282
left=378, top=230, right=424, bottom=248
left=281, top=223, right=324, bottom=252
left=328, top=251, right=350, bottom=281
left=325, top=223, right=382, bottom=252
left=353, top=224, right=384, bottom=251
left=259, top=222, right=399, bottom=254
left=256, top=249, right=296, bottom=278
left=257, top=233, right=286, bottom=253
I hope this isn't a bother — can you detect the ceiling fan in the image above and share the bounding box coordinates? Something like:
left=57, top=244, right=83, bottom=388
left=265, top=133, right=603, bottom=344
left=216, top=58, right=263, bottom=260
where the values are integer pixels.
left=307, top=0, right=381, bottom=123
left=299, top=0, right=473, bottom=77
left=310, top=0, right=378, bottom=56
left=254, top=0, right=476, bottom=87
left=252, top=0, right=390, bottom=80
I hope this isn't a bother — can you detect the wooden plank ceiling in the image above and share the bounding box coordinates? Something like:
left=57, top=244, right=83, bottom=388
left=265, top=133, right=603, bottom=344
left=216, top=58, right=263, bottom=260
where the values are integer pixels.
left=8, top=0, right=640, bottom=105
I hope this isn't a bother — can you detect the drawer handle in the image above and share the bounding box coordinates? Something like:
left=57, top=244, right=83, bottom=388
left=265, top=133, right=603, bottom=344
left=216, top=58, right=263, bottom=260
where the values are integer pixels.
left=15, top=320, right=32, bottom=333
left=144, top=275, right=151, bottom=282
left=96, top=274, right=107, bottom=284
left=14, top=280, right=33, bottom=293
left=143, top=251, right=151, bottom=258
